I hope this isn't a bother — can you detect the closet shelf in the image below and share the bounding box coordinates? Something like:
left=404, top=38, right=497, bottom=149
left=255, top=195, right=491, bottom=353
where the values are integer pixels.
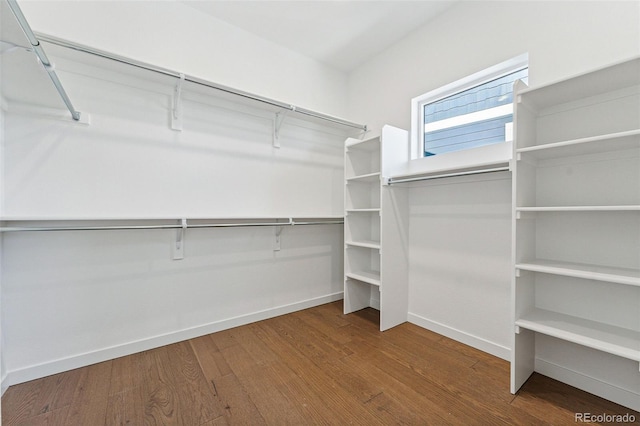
left=516, top=56, right=640, bottom=110
left=516, top=260, right=640, bottom=287
left=345, top=271, right=381, bottom=287
left=345, top=240, right=381, bottom=250
left=9, top=31, right=366, bottom=133
left=346, top=137, right=380, bottom=151
left=516, top=129, right=640, bottom=160
left=345, top=208, right=381, bottom=213
left=516, top=309, right=640, bottom=362
left=346, top=172, right=381, bottom=183
left=387, top=161, right=510, bottom=185
left=516, top=206, right=640, bottom=213
left=0, top=216, right=345, bottom=232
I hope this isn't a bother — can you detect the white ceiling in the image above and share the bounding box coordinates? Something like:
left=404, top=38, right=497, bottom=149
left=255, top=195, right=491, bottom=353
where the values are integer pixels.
left=181, top=1, right=458, bottom=72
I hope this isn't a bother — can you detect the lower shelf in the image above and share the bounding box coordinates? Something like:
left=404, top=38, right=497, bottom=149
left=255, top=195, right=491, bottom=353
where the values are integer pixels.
left=515, top=309, right=640, bottom=362
left=345, top=271, right=381, bottom=287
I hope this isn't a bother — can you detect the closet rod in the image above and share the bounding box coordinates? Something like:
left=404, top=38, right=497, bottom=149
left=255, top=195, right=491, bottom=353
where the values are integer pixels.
left=35, top=33, right=367, bottom=132
left=387, top=166, right=510, bottom=185
left=7, top=0, right=80, bottom=121
left=0, top=219, right=344, bottom=233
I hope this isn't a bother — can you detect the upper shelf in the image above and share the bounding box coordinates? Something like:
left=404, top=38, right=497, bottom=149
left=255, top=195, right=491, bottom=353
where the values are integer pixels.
left=2, top=2, right=366, bottom=134
left=33, top=34, right=365, bottom=133
left=517, top=56, right=640, bottom=110
left=516, top=129, right=640, bottom=160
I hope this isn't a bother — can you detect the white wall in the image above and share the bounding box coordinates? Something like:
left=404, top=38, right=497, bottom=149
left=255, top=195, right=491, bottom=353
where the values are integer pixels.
left=347, top=0, right=640, bottom=407
left=348, top=1, right=640, bottom=133
left=0, top=0, right=350, bottom=388
left=3, top=59, right=346, bottom=218
left=19, top=0, right=349, bottom=117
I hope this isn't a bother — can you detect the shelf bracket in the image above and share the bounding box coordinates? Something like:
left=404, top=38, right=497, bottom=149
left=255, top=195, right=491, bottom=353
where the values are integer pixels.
left=171, top=73, right=185, bottom=131
left=273, top=218, right=293, bottom=251
left=173, top=218, right=187, bottom=260
left=358, top=125, right=369, bottom=140
left=272, top=109, right=291, bottom=148
left=274, top=226, right=282, bottom=251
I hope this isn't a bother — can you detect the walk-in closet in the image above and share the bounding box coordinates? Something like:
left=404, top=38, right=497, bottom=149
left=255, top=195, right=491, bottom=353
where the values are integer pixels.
left=1, top=1, right=638, bottom=424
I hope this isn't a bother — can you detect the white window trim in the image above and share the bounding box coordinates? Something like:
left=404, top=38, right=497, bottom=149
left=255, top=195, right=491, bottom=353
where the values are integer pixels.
left=410, top=53, right=529, bottom=159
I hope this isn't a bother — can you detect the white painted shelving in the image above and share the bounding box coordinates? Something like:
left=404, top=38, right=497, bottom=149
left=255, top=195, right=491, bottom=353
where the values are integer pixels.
left=344, top=125, right=409, bottom=331
left=511, top=56, right=640, bottom=411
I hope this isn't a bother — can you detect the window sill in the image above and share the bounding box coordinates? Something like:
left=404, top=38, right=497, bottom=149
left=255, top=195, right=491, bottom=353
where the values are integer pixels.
left=389, top=141, right=512, bottom=184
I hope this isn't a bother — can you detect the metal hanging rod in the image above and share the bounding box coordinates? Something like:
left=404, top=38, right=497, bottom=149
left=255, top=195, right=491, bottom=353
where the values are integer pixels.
left=387, top=165, right=510, bottom=185
left=0, top=218, right=344, bottom=233
left=35, top=33, right=367, bottom=132
left=6, top=0, right=80, bottom=121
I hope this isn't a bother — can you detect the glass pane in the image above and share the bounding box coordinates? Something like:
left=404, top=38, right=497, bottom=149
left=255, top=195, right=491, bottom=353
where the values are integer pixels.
left=424, top=116, right=512, bottom=156
left=423, top=67, right=528, bottom=157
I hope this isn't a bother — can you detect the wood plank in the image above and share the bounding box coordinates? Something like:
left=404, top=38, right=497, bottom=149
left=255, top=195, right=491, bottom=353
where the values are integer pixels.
left=11, top=406, right=70, bottom=426
left=261, top=313, right=458, bottom=424
left=190, top=334, right=266, bottom=425
left=1, top=378, right=44, bottom=425
left=27, top=369, right=82, bottom=417
left=216, top=336, right=310, bottom=424
left=251, top=319, right=385, bottom=425
left=63, top=360, right=113, bottom=426
left=105, top=390, right=145, bottom=426
left=164, top=341, right=223, bottom=424
left=108, top=351, right=144, bottom=396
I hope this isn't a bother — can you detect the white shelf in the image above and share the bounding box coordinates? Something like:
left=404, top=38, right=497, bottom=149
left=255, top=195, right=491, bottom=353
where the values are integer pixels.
left=346, top=172, right=381, bottom=183
left=346, top=208, right=380, bottom=213
left=517, top=56, right=640, bottom=109
left=516, top=309, right=640, bottom=362
left=516, top=206, right=640, bottom=213
left=345, top=271, right=381, bottom=287
left=0, top=215, right=346, bottom=221
left=346, top=136, right=380, bottom=151
left=516, top=260, right=640, bottom=287
left=344, top=126, right=409, bottom=331
left=345, top=240, right=381, bottom=250
left=516, top=129, right=640, bottom=160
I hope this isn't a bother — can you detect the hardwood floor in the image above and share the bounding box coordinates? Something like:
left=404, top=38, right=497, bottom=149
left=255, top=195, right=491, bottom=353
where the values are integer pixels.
left=2, top=301, right=637, bottom=425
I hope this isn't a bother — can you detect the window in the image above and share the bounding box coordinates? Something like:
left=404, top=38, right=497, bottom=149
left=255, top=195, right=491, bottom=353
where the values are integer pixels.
left=411, top=54, right=528, bottom=158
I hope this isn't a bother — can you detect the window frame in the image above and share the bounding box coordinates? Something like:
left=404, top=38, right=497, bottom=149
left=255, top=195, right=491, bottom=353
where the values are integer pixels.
left=410, top=53, right=529, bottom=159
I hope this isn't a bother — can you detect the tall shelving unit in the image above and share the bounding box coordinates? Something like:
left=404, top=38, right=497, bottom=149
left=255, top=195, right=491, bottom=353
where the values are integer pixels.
left=344, top=125, right=409, bottom=331
left=511, top=57, right=640, bottom=410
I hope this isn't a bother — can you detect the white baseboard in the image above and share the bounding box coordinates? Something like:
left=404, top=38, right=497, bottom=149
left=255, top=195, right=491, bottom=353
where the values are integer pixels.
left=535, top=359, right=640, bottom=412
left=1, top=372, right=8, bottom=397
left=407, top=312, right=510, bottom=361
left=2, top=292, right=343, bottom=390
